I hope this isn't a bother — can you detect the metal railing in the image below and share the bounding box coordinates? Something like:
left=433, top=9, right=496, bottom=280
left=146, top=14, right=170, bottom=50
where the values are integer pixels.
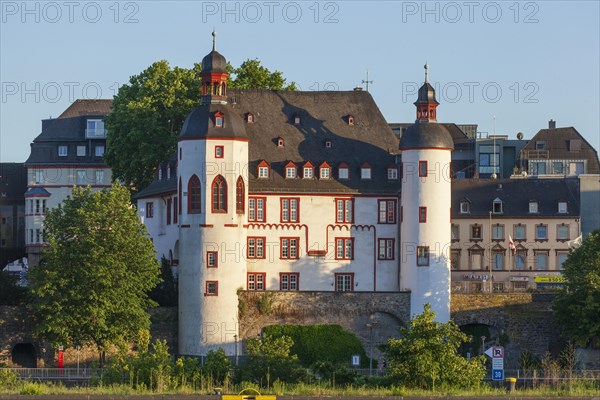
left=4, top=367, right=101, bottom=380
left=85, top=128, right=107, bottom=138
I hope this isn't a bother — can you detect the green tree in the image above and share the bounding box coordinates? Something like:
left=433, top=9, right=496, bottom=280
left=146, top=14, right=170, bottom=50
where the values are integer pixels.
left=554, top=230, right=600, bottom=346
left=237, top=333, right=304, bottom=386
left=382, top=304, right=486, bottom=390
left=150, top=256, right=178, bottom=307
left=204, top=348, right=231, bottom=386
left=228, top=59, right=297, bottom=91
left=105, top=59, right=296, bottom=190
left=27, top=185, right=160, bottom=366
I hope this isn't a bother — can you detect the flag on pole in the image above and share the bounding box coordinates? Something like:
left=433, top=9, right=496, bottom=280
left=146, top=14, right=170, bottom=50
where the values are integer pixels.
left=568, top=234, right=583, bottom=248
left=508, top=235, right=516, bottom=255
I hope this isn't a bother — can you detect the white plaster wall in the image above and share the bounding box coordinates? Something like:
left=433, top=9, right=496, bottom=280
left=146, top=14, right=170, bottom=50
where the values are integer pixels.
left=178, top=138, right=248, bottom=356
left=400, top=149, right=452, bottom=322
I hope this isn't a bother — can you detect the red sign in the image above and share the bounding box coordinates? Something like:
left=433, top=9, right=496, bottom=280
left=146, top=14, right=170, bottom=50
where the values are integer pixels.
left=57, top=350, right=64, bottom=368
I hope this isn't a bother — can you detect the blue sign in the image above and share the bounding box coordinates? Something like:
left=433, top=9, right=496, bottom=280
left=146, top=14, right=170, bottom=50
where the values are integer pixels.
left=492, top=369, right=504, bottom=381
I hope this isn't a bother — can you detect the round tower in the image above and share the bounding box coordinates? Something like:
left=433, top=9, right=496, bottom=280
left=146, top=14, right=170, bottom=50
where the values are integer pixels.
left=178, top=32, right=249, bottom=356
left=400, top=64, right=453, bottom=322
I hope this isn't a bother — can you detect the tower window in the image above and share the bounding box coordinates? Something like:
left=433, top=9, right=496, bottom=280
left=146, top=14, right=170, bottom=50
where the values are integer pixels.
left=207, top=251, right=218, bottom=268
left=236, top=176, right=245, bottom=214
left=419, top=161, right=428, bottom=177
left=417, top=246, right=430, bottom=266
left=188, top=175, right=201, bottom=214
left=419, top=207, right=427, bottom=223
left=214, top=111, right=224, bottom=128
left=215, top=146, right=224, bottom=158
left=211, top=175, right=228, bottom=213
left=205, top=281, right=218, bottom=296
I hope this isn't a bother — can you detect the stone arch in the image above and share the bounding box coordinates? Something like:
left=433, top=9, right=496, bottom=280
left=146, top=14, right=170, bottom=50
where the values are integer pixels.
left=11, top=343, right=37, bottom=367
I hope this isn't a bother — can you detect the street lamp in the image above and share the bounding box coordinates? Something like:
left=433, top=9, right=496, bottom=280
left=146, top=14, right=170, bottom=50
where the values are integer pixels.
left=366, top=321, right=378, bottom=376
left=489, top=211, right=493, bottom=293
left=481, top=336, right=486, bottom=355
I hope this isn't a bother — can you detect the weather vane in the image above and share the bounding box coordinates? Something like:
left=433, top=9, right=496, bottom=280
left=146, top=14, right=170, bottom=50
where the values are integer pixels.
left=362, top=69, right=373, bottom=92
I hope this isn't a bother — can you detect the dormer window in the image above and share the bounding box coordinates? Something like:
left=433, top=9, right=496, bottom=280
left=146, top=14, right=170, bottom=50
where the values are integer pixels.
left=387, top=165, right=398, bottom=180
left=558, top=201, right=568, bottom=214
left=277, top=137, right=285, bottom=148
left=325, top=140, right=332, bottom=148
left=58, top=145, right=68, bottom=157
left=214, top=111, right=224, bottom=128
left=460, top=201, right=470, bottom=214
left=285, top=162, right=297, bottom=179
left=257, top=160, right=270, bottom=179
left=360, top=163, right=372, bottom=180
left=158, top=166, right=163, bottom=181
left=529, top=201, right=539, bottom=214
left=246, top=113, right=254, bottom=123
left=166, top=164, right=171, bottom=179
left=302, top=162, right=314, bottom=179
left=492, top=198, right=503, bottom=214
left=293, top=115, right=301, bottom=125
left=338, top=162, right=349, bottom=180
left=535, top=141, right=546, bottom=150
left=319, top=162, right=331, bottom=179
left=347, top=115, right=354, bottom=126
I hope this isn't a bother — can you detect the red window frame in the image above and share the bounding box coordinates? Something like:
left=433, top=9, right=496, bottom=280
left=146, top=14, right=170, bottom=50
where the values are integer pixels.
left=146, top=202, right=154, bottom=218
left=205, top=281, right=218, bottom=296
left=167, top=198, right=172, bottom=225
left=335, top=238, right=354, bottom=260
left=247, top=272, right=266, bottom=291
left=378, top=199, right=397, bottom=224
left=419, top=161, right=428, bottom=177
left=419, top=206, right=427, bottom=223
left=188, top=174, right=201, bottom=214
left=206, top=251, right=218, bottom=268
left=236, top=176, right=245, bottom=214
left=335, top=198, right=354, bottom=223
left=173, top=196, right=178, bottom=224
left=215, top=145, right=224, bottom=158
left=378, top=238, right=395, bottom=260
left=280, top=237, right=300, bottom=259
left=334, top=273, right=354, bottom=292
left=247, top=237, right=266, bottom=259
left=280, top=272, right=299, bottom=291
left=248, top=197, right=266, bottom=222
left=417, top=246, right=430, bottom=266
left=211, top=175, right=227, bottom=213
left=280, top=198, right=300, bottom=223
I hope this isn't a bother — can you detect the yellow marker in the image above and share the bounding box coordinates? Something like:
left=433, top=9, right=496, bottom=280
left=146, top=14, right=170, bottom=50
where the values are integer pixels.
left=222, top=387, right=276, bottom=400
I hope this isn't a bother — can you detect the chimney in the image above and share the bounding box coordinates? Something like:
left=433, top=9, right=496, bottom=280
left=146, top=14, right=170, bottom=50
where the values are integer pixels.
left=548, top=119, right=556, bottom=129
left=353, top=86, right=363, bottom=91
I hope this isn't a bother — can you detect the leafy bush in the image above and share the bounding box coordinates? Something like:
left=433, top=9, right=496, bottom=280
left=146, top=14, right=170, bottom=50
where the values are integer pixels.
left=263, top=325, right=369, bottom=367
left=0, top=364, right=19, bottom=388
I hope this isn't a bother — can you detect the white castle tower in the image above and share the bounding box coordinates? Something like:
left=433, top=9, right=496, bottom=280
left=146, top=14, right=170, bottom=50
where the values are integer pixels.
left=400, top=64, right=454, bottom=322
left=178, top=32, right=248, bottom=356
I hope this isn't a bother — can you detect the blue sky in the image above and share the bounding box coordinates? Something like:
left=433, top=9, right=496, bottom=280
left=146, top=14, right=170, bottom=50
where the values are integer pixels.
left=1, top=1, right=599, bottom=163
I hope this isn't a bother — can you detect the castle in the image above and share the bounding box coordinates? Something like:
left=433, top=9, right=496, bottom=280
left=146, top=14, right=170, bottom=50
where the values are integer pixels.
left=137, top=33, right=453, bottom=356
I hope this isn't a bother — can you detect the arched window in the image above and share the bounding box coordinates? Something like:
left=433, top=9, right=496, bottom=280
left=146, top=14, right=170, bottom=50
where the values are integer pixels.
left=188, top=175, right=201, bottom=214
left=212, top=175, right=227, bottom=213
left=236, top=176, right=245, bottom=214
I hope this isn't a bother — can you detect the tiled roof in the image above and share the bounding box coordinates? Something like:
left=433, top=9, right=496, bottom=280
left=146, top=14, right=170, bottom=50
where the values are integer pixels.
left=58, top=99, right=112, bottom=118
left=452, top=178, right=580, bottom=218
left=522, top=127, right=600, bottom=174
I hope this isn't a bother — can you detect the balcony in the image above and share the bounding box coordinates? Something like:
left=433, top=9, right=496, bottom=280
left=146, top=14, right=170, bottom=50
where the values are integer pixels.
left=525, top=150, right=549, bottom=159
left=85, top=128, right=107, bottom=138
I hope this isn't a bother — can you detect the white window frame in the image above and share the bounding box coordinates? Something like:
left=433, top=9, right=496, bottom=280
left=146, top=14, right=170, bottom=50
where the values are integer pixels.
left=338, top=167, right=349, bottom=180
left=303, top=167, right=313, bottom=179
left=558, top=202, right=568, bottom=214
left=58, top=145, right=68, bottom=156
left=320, top=167, right=330, bottom=179
left=258, top=166, right=269, bottom=179
left=387, top=168, right=398, bottom=180
left=95, top=146, right=105, bottom=157
left=77, top=145, right=86, bottom=156
left=360, top=167, right=371, bottom=180
left=529, top=201, right=538, bottom=214
left=286, top=167, right=296, bottom=179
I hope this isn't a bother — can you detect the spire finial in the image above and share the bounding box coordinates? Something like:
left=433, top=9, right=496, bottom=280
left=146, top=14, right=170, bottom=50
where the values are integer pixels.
left=424, top=62, right=429, bottom=83
left=212, top=30, right=217, bottom=51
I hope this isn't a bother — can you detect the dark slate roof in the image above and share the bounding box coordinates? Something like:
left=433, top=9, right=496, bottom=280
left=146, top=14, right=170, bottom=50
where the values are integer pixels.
left=235, top=90, right=400, bottom=194
left=451, top=178, right=580, bottom=218
left=25, top=100, right=111, bottom=165
left=180, top=103, right=248, bottom=140
left=522, top=127, right=600, bottom=174
left=400, top=120, right=454, bottom=150
left=414, top=82, right=438, bottom=105
left=201, top=50, right=227, bottom=73
left=58, top=99, right=112, bottom=118
left=24, top=187, right=51, bottom=197
left=0, top=163, right=27, bottom=201
left=135, top=176, right=177, bottom=199
left=391, top=122, right=471, bottom=146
